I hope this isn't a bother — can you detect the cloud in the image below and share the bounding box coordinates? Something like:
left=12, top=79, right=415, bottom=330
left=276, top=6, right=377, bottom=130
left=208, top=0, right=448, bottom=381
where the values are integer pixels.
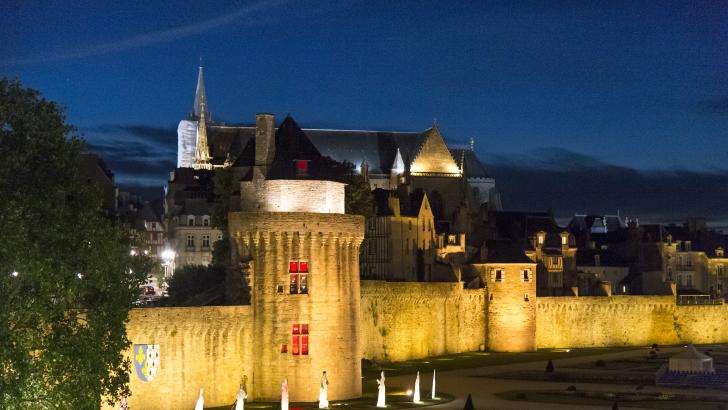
left=3, top=0, right=291, bottom=65
left=83, top=124, right=177, bottom=188
left=483, top=148, right=728, bottom=228
left=698, top=97, right=728, bottom=115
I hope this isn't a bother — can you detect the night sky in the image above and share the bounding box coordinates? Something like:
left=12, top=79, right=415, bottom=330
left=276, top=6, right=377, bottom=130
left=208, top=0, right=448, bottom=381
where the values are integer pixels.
left=2, top=1, right=727, bottom=227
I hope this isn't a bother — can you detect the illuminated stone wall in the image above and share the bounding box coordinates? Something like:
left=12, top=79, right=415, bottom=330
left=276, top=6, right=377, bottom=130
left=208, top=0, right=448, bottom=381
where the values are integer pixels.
left=360, top=281, right=486, bottom=362
left=673, top=304, right=728, bottom=343
left=117, top=306, right=254, bottom=410
left=536, top=296, right=728, bottom=348
left=239, top=179, right=345, bottom=214
left=230, top=211, right=365, bottom=402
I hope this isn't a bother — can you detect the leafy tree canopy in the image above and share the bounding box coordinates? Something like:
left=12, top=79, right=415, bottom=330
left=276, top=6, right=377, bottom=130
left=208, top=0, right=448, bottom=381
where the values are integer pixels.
left=165, top=264, right=226, bottom=306
left=0, top=79, right=151, bottom=409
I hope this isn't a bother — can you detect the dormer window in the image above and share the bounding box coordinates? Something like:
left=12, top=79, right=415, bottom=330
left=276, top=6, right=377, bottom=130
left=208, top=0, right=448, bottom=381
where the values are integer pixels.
left=187, top=216, right=195, bottom=226
left=202, top=216, right=210, bottom=226
left=295, top=160, right=309, bottom=177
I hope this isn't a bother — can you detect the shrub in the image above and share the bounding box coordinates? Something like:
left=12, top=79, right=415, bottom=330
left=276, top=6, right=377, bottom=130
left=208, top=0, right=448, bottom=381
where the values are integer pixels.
left=595, top=359, right=606, bottom=367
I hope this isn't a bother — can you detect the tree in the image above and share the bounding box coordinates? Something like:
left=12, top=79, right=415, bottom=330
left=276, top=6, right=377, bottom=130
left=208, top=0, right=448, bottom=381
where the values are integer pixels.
left=345, top=172, right=374, bottom=219
left=0, top=79, right=151, bottom=409
left=166, top=265, right=226, bottom=306
left=210, top=166, right=234, bottom=267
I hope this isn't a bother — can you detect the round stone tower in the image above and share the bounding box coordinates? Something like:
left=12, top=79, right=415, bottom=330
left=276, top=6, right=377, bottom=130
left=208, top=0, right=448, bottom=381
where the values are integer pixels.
left=229, top=114, right=365, bottom=401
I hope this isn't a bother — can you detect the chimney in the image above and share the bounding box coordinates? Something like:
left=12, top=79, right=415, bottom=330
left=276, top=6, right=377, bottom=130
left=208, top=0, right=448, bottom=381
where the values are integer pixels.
left=255, top=113, right=275, bottom=168
left=387, top=194, right=400, bottom=217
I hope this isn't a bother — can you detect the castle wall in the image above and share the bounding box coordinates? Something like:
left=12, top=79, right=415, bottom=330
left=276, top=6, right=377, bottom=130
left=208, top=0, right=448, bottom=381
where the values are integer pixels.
left=674, top=304, right=728, bottom=343
left=239, top=179, right=345, bottom=214
left=535, top=296, right=728, bottom=348
left=119, top=306, right=253, bottom=410
left=360, top=281, right=485, bottom=362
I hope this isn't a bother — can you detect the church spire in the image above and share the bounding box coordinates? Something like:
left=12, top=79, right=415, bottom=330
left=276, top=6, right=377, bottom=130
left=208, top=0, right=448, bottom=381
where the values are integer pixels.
left=193, top=63, right=211, bottom=169
left=193, top=64, right=207, bottom=120
left=194, top=98, right=211, bottom=169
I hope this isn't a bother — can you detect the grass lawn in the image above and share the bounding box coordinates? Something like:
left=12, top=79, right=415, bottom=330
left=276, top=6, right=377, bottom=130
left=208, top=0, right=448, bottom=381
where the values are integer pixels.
left=362, top=346, right=638, bottom=381
left=497, top=390, right=728, bottom=410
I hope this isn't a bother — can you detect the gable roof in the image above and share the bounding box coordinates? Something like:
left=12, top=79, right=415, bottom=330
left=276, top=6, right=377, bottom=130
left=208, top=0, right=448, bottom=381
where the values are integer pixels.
left=410, top=126, right=461, bottom=175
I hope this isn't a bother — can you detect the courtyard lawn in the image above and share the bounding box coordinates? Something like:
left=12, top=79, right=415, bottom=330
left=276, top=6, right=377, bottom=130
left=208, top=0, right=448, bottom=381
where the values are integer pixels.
left=362, top=346, right=638, bottom=381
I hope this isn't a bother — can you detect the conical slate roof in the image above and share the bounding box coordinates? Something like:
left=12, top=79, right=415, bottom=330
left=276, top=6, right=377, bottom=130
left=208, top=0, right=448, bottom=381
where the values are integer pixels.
left=193, top=66, right=206, bottom=119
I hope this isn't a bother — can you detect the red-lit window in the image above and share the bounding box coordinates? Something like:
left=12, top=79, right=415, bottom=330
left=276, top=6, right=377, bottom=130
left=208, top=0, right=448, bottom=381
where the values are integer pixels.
left=295, top=160, right=309, bottom=176
left=290, top=274, right=299, bottom=294
left=301, top=335, right=309, bottom=355
left=281, top=344, right=288, bottom=353
left=292, top=334, right=300, bottom=355
left=291, top=324, right=309, bottom=356
left=289, top=261, right=309, bottom=294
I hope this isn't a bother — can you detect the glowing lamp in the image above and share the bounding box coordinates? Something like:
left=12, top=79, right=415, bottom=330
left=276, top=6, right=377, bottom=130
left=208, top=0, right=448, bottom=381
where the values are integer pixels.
left=161, top=249, right=176, bottom=261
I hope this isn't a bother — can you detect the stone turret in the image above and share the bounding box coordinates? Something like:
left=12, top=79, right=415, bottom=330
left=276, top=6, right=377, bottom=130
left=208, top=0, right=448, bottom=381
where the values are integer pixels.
left=473, top=240, right=537, bottom=352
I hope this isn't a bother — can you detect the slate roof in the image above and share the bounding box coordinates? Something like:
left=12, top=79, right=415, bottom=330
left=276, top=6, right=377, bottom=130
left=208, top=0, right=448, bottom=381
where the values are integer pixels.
left=304, top=128, right=429, bottom=174
left=265, top=116, right=330, bottom=180
left=472, top=240, right=534, bottom=264
left=402, top=189, right=427, bottom=217
left=576, top=248, right=627, bottom=267
left=449, top=148, right=489, bottom=178
left=371, top=188, right=429, bottom=218
left=205, top=122, right=486, bottom=177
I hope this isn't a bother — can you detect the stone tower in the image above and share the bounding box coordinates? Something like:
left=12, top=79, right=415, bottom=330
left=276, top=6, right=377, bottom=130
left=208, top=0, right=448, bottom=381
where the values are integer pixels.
left=474, top=240, right=537, bottom=352
left=229, top=114, right=365, bottom=401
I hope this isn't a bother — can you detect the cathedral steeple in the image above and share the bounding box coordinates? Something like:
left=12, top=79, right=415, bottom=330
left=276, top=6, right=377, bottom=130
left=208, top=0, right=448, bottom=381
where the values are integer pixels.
left=193, top=64, right=207, bottom=120
left=193, top=64, right=212, bottom=169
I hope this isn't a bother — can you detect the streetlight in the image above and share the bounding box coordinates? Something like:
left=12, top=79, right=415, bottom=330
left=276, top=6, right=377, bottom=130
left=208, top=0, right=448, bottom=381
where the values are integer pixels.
left=161, top=248, right=176, bottom=279
left=11, top=271, right=18, bottom=277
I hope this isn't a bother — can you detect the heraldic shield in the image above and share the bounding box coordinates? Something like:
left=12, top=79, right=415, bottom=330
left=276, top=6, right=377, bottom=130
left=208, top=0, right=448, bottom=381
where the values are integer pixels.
left=133, top=344, right=160, bottom=382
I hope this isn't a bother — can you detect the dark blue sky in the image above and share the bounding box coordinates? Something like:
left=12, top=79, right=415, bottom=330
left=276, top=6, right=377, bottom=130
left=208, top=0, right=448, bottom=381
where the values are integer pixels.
left=2, top=0, right=727, bottom=224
